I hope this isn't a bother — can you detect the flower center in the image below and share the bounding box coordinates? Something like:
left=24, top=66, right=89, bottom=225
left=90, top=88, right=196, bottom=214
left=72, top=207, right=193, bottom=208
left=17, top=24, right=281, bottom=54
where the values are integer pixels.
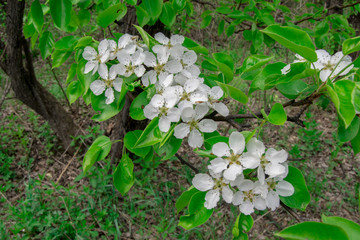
left=154, top=64, right=165, bottom=74
left=213, top=178, right=226, bottom=190
left=323, top=61, right=334, bottom=71
left=227, top=152, right=241, bottom=165
left=126, top=63, right=135, bottom=74
left=95, top=54, right=102, bottom=62
left=104, top=79, right=113, bottom=88
left=260, top=155, right=269, bottom=167
left=159, top=106, right=168, bottom=117
left=267, top=179, right=277, bottom=190
left=244, top=190, right=254, bottom=201
left=189, top=120, right=198, bottom=131
left=180, top=91, right=190, bottom=101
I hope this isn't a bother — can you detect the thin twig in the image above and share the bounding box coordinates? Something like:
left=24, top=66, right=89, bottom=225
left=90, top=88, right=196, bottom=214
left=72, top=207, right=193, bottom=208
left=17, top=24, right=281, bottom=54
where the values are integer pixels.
left=175, top=153, right=199, bottom=173
left=280, top=202, right=302, bottom=222
left=56, top=145, right=82, bottom=184
left=47, top=58, right=71, bottom=108
left=0, top=77, right=11, bottom=111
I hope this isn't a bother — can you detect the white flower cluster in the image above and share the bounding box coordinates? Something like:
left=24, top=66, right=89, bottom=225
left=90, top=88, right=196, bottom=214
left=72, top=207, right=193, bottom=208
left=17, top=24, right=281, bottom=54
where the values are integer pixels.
left=83, top=34, right=147, bottom=104
left=282, top=50, right=353, bottom=82
left=192, top=131, right=294, bottom=215
left=83, top=33, right=230, bottom=148
left=139, top=33, right=230, bottom=148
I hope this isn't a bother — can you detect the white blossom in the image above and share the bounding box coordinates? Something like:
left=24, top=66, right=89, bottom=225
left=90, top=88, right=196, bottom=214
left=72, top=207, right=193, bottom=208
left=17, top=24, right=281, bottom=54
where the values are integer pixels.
left=174, top=104, right=217, bottom=148
left=208, top=132, right=245, bottom=181
left=192, top=171, right=233, bottom=209
left=143, top=88, right=180, bottom=132
left=108, top=34, right=137, bottom=60
left=83, top=39, right=110, bottom=75
left=199, top=85, right=229, bottom=117
left=90, top=64, right=123, bottom=104
left=117, top=50, right=146, bottom=77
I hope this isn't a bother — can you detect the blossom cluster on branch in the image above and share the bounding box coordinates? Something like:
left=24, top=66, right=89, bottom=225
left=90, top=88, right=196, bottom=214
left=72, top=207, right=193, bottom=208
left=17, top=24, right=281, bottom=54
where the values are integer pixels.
left=192, top=131, right=294, bottom=215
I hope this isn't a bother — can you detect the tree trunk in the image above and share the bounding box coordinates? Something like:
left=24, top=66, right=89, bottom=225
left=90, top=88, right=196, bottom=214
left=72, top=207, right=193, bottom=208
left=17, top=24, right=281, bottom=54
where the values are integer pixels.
left=5, top=0, right=79, bottom=151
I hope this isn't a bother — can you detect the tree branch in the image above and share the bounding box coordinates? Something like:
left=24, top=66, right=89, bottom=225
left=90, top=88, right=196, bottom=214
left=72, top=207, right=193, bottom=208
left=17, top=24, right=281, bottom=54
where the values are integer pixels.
left=175, top=153, right=199, bottom=173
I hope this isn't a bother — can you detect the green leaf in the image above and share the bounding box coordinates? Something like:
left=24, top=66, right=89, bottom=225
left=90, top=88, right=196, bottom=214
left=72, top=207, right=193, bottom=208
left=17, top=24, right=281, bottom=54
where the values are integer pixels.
left=66, top=63, right=77, bottom=84
left=201, top=15, right=212, bottom=29
left=124, top=130, right=151, bottom=158
left=83, top=136, right=112, bottom=174
left=133, top=25, right=157, bottom=49
left=183, top=37, right=209, bottom=55
left=249, top=62, right=285, bottom=93
left=338, top=116, right=360, bottom=142
left=75, top=36, right=93, bottom=50
left=277, top=80, right=308, bottom=99
left=179, top=191, right=214, bottom=230
left=351, top=126, right=360, bottom=155
left=135, top=5, right=150, bottom=27
left=327, top=80, right=356, bottom=128
left=76, top=60, right=93, bottom=94
left=78, top=9, right=91, bottom=27
left=129, top=91, right=149, bottom=120
left=280, top=166, right=310, bottom=211
left=142, top=0, right=163, bottom=20
left=240, top=55, right=273, bottom=73
left=97, top=3, right=127, bottom=28
left=233, top=213, right=254, bottom=237
left=215, top=81, right=248, bottom=104
left=218, top=19, right=225, bottom=36
left=159, top=2, right=176, bottom=27
left=38, top=31, right=54, bottom=60
left=51, top=50, right=72, bottom=68
left=54, top=36, right=79, bottom=51
left=113, top=154, right=134, bottom=196
left=134, top=118, right=167, bottom=148
left=66, top=80, right=84, bottom=104
left=175, top=187, right=199, bottom=213
left=172, top=0, right=186, bottom=11
left=276, top=222, right=349, bottom=240
left=31, top=0, right=44, bottom=33
left=261, top=25, right=317, bottom=62
left=49, top=0, right=72, bottom=31
left=24, top=24, right=36, bottom=39
left=322, top=215, right=360, bottom=240
left=213, top=53, right=234, bottom=83
left=154, top=135, right=182, bottom=160
left=267, top=103, right=287, bottom=125
left=342, top=36, right=360, bottom=55
left=125, top=0, right=137, bottom=6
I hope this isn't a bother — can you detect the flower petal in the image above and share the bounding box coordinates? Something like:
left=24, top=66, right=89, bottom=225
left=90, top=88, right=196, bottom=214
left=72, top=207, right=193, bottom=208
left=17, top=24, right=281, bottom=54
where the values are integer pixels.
left=209, top=86, right=224, bottom=99
left=240, top=200, right=254, bottom=215
left=246, top=138, right=265, bottom=158
left=150, top=94, right=165, bottom=108
left=181, top=107, right=195, bottom=122
left=208, top=158, right=229, bottom=174
left=98, top=63, right=108, bottom=80
left=143, top=104, right=159, bottom=119
left=174, top=123, right=190, bottom=139
left=165, top=60, right=183, bottom=74
left=241, top=152, right=260, bottom=169
left=238, top=179, right=254, bottom=192
left=167, top=107, right=181, bottom=122
left=98, top=39, right=109, bottom=56
left=266, top=191, right=280, bottom=211
left=229, top=132, right=245, bottom=155
left=198, top=119, right=217, bottom=133
left=212, top=142, right=231, bottom=157
left=83, top=47, right=97, bottom=61
left=204, top=189, right=220, bottom=209
left=254, top=196, right=266, bottom=210
left=159, top=116, right=171, bottom=132
left=192, top=173, right=214, bottom=191
left=265, top=163, right=286, bottom=178
left=182, top=50, right=197, bottom=66
left=154, top=32, right=169, bottom=45
left=118, top=33, right=132, bottom=48
left=213, top=102, right=229, bottom=117
left=265, top=148, right=288, bottom=163
left=113, top=78, right=123, bottom=92
left=105, top=87, right=114, bottom=104
left=194, top=104, right=209, bottom=120
left=158, top=72, right=173, bottom=87
left=170, top=35, right=184, bottom=45
left=223, top=164, right=243, bottom=182
left=232, top=191, right=244, bottom=206
left=144, top=51, right=157, bottom=67
left=117, top=50, right=131, bottom=66
left=222, top=185, right=233, bottom=204
left=134, top=65, right=146, bottom=77
left=84, top=61, right=96, bottom=74
left=188, top=129, right=203, bottom=148
left=90, top=80, right=106, bottom=95
left=184, top=78, right=200, bottom=93
left=276, top=180, right=294, bottom=197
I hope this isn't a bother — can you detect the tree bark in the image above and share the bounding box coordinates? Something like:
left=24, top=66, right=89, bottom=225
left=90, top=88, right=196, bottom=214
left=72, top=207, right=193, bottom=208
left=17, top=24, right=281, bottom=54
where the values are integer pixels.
left=5, top=0, right=79, bottom=151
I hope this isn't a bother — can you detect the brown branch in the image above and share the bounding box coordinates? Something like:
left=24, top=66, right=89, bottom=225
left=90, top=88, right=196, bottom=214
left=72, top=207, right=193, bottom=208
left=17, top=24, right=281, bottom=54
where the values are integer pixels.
left=280, top=202, right=302, bottom=222
left=175, top=153, right=199, bottom=173
left=192, top=0, right=216, bottom=9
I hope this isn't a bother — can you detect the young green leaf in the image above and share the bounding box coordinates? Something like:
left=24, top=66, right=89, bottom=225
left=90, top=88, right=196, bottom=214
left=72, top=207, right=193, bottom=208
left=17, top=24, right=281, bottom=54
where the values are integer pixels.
left=133, top=118, right=167, bottom=148
left=83, top=136, right=112, bottom=174
left=338, top=116, right=360, bottom=142
left=113, top=154, right=135, bottom=196
left=66, top=80, right=84, bottom=104
left=175, top=187, right=199, bottom=213
left=215, top=81, right=248, bottom=104
left=267, top=103, right=287, bottom=125
left=322, top=215, right=360, bottom=240
left=342, top=36, right=360, bottom=55
left=261, top=25, right=317, bottom=62
left=49, top=0, right=72, bottom=31
left=142, top=0, right=163, bottom=20
left=159, top=2, right=176, bottom=27
left=124, top=130, right=151, bottom=158
left=38, top=31, right=54, bottom=60
left=213, top=53, right=234, bottom=83
left=280, top=166, right=311, bottom=211
left=31, top=0, right=44, bottom=33
left=96, top=3, right=127, bottom=28
left=179, top=191, right=214, bottom=230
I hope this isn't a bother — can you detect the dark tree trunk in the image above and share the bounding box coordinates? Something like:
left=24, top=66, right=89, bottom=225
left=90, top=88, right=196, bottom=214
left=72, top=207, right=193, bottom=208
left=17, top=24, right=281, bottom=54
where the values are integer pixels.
left=5, top=0, right=79, bottom=151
